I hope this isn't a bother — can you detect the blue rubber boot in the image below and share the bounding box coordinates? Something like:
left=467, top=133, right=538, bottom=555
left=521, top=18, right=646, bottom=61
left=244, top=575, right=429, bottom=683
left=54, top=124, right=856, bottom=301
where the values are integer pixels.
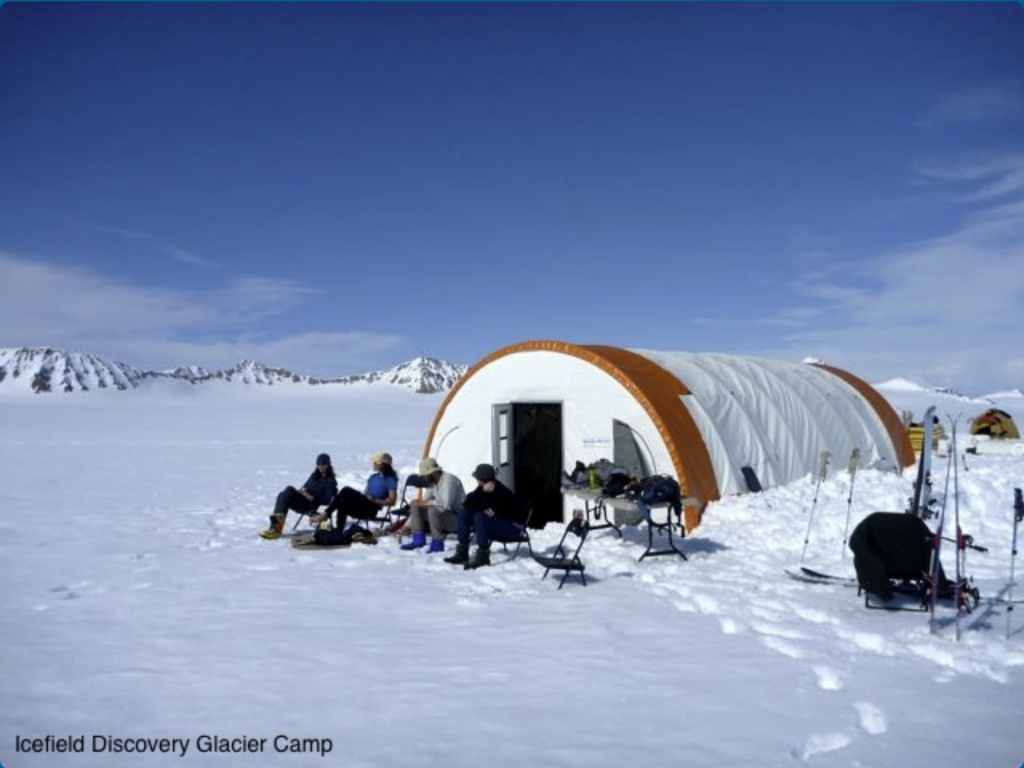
left=427, top=538, right=445, bottom=554
left=400, top=532, right=427, bottom=551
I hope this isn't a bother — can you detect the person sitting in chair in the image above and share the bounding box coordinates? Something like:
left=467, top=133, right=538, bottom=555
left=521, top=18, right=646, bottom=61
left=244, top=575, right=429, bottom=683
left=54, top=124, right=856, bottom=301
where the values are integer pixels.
left=261, top=453, right=338, bottom=539
left=312, top=451, right=399, bottom=531
left=444, top=463, right=528, bottom=569
left=400, top=457, right=466, bottom=553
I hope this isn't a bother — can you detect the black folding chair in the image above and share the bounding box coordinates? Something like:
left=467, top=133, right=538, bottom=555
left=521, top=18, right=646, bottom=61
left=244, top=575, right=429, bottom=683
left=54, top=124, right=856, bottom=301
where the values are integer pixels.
left=371, top=473, right=432, bottom=533
left=290, top=505, right=322, bottom=532
left=532, top=515, right=589, bottom=589
left=493, top=504, right=534, bottom=560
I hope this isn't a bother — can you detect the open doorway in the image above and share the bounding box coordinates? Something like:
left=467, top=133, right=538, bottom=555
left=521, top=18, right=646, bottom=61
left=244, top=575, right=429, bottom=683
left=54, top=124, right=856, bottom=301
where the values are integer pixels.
left=492, top=402, right=563, bottom=528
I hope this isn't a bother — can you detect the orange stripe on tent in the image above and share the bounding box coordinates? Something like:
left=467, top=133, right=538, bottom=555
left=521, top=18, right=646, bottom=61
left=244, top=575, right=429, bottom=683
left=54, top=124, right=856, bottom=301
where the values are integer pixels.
left=576, top=345, right=716, bottom=531
left=813, top=363, right=915, bottom=470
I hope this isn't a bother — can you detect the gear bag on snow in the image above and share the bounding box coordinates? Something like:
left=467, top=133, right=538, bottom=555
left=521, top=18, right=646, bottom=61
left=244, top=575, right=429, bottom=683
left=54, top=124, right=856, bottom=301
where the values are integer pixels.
left=313, top=523, right=375, bottom=547
left=849, top=512, right=951, bottom=602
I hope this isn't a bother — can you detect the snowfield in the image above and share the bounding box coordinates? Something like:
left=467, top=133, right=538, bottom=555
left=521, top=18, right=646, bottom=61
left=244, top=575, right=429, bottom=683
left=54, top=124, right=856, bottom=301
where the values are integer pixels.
left=1, top=381, right=1022, bottom=768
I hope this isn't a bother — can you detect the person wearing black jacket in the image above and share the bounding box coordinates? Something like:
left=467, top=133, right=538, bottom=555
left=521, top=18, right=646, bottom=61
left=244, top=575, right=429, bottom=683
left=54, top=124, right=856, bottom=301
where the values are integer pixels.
left=260, top=453, right=338, bottom=539
left=444, top=463, right=527, bottom=569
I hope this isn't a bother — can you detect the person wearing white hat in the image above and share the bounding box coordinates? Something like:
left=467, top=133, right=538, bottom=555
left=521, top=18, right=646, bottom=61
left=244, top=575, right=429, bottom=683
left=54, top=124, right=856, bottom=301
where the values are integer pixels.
left=400, top=457, right=466, bottom=553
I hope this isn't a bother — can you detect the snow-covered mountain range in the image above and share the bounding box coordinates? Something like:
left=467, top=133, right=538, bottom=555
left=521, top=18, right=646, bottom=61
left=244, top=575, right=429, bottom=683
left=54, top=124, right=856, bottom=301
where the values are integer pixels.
left=0, top=347, right=468, bottom=394
left=3, top=347, right=1021, bottom=402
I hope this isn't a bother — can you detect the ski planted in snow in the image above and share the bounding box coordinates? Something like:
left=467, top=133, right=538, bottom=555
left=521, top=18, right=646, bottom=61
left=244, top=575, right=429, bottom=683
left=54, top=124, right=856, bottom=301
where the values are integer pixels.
left=840, top=446, right=861, bottom=561
left=909, top=405, right=936, bottom=518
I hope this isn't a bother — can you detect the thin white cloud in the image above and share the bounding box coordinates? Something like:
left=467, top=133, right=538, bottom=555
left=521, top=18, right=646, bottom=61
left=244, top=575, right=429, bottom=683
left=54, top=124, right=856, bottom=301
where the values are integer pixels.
left=153, top=243, right=218, bottom=268
left=109, top=332, right=408, bottom=375
left=928, top=81, right=1024, bottom=125
left=77, top=218, right=221, bottom=268
left=772, top=200, right=1024, bottom=392
left=911, top=152, right=1024, bottom=202
left=0, top=252, right=407, bottom=375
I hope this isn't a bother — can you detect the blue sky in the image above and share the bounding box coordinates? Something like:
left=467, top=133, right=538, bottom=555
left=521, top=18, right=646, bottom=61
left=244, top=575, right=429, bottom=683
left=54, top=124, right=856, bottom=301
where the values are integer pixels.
left=1, top=2, right=1022, bottom=393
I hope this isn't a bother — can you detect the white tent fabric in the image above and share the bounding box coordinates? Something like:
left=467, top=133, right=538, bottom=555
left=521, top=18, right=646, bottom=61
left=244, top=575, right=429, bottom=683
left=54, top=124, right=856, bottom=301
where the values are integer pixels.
left=637, top=351, right=898, bottom=496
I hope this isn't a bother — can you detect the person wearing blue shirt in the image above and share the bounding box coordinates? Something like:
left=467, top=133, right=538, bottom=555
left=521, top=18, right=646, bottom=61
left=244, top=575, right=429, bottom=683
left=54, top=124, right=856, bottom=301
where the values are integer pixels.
left=312, top=451, right=399, bottom=531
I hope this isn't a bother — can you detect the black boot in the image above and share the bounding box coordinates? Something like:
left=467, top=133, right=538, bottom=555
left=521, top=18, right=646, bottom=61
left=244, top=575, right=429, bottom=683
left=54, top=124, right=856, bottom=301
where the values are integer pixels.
left=464, top=545, right=491, bottom=570
left=444, top=543, right=469, bottom=565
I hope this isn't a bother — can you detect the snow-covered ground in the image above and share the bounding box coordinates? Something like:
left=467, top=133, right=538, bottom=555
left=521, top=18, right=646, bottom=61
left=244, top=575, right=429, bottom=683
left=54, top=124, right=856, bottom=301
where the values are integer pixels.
left=1, top=380, right=1022, bottom=768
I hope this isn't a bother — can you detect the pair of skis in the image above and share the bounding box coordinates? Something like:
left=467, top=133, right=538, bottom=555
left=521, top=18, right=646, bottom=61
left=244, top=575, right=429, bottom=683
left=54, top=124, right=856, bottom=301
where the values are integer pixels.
left=927, top=414, right=961, bottom=636
left=789, top=409, right=984, bottom=633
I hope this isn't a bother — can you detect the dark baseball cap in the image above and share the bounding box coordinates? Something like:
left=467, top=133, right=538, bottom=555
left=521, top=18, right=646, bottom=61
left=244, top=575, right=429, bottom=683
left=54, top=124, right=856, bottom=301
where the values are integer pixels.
left=472, top=463, right=496, bottom=482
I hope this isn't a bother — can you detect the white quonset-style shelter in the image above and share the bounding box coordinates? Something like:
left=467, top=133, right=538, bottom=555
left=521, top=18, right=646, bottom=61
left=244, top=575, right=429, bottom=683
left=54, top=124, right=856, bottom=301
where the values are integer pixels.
left=424, top=341, right=914, bottom=532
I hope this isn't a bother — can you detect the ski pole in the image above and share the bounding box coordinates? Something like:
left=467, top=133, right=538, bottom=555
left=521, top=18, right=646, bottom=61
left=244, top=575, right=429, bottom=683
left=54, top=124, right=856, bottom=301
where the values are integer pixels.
left=929, top=436, right=954, bottom=634
left=1007, top=487, right=1023, bottom=640
left=949, top=416, right=963, bottom=641
left=800, top=450, right=831, bottom=564
left=840, top=447, right=860, bottom=562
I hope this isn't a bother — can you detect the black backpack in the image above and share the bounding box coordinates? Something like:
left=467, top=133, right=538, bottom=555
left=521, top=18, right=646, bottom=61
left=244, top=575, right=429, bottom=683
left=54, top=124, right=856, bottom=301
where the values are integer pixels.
left=629, top=475, right=683, bottom=514
left=314, top=523, right=375, bottom=546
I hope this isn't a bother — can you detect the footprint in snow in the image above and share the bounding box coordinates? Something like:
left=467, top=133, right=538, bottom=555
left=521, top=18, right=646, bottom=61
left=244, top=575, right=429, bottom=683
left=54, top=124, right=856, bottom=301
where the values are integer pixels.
left=833, top=626, right=889, bottom=655
left=760, top=635, right=805, bottom=659
left=750, top=621, right=807, bottom=641
left=719, top=617, right=740, bottom=634
left=812, top=665, right=843, bottom=691
left=797, top=731, right=851, bottom=761
left=791, top=605, right=835, bottom=625
left=853, top=701, right=887, bottom=735
left=693, top=593, right=719, bottom=614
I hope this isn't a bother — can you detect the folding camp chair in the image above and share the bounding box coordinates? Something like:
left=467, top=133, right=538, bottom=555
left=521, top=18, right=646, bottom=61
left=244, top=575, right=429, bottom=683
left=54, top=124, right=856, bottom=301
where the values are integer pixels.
left=492, top=503, right=534, bottom=560
left=370, top=473, right=432, bottom=534
left=304, top=476, right=418, bottom=535
left=290, top=505, right=323, bottom=532
left=532, top=515, right=589, bottom=589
